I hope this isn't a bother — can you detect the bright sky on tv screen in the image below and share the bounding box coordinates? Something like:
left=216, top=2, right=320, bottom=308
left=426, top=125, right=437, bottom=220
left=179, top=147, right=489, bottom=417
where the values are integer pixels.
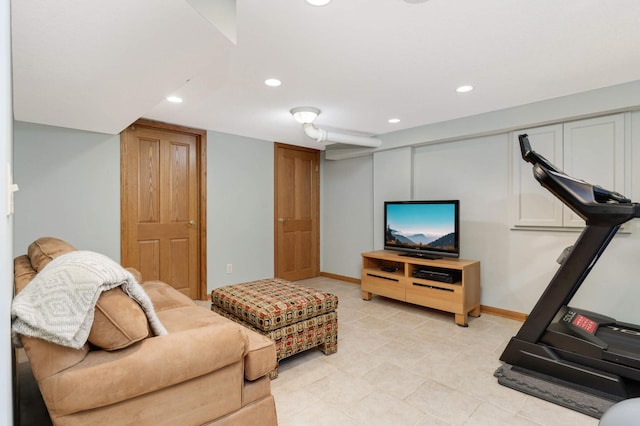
left=387, top=203, right=455, bottom=236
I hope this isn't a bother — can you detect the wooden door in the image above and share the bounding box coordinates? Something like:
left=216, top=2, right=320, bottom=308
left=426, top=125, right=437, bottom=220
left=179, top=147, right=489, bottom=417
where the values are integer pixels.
left=121, top=119, right=206, bottom=299
left=274, top=143, right=320, bottom=281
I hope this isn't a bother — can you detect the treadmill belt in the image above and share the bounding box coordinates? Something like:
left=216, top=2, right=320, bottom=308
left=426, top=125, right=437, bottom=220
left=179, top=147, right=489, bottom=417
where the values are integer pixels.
left=598, top=326, right=640, bottom=353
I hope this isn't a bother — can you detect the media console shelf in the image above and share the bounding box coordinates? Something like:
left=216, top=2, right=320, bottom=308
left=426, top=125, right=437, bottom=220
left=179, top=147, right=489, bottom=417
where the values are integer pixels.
left=361, top=250, right=481, bottom=326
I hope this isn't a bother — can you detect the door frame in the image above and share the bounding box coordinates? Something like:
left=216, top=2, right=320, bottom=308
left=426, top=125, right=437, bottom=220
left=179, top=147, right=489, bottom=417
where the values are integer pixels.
left=273, top=142, right=320, bottom=279
left=120, top=118, right=207, bottom=299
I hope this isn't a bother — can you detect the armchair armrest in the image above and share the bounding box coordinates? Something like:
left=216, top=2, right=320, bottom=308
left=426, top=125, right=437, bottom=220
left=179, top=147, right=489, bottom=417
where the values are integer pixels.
left=38, top=323, right=249, bottom=417
left=22, top=336, right=89, bottom=381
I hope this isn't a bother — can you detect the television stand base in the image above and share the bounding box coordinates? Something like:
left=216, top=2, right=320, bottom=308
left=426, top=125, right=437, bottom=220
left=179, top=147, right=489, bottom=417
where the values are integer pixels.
left=399, top=252, right=442, bottom=260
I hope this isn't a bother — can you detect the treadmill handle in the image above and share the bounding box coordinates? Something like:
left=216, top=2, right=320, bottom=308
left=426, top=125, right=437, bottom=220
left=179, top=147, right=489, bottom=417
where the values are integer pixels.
left=518, top=134, right=562, bottom=173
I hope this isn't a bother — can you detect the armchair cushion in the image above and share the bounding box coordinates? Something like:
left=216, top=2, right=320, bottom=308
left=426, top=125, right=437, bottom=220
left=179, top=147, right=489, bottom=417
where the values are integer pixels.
left=88, top=287, right=150, bottom=351
left=27, top=237, right=77, bottom=272
left=14, top=255, right=37, bottom=294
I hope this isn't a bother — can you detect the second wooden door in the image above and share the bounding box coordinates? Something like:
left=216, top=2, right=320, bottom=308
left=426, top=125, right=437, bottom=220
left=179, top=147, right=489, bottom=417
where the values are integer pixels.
left=274, top=143, right=320, bottom=281
left=121, top=120, right=205, bottom=299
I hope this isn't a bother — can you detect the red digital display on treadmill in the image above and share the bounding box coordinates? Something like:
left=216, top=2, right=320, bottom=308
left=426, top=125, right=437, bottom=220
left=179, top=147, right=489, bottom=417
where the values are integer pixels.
left=571, top=314, right=597, bottom=334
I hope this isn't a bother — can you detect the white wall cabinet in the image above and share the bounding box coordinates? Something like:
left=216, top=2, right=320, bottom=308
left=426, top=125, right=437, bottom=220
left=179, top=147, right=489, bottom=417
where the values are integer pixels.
left=512, top=114, right=628, bottom=229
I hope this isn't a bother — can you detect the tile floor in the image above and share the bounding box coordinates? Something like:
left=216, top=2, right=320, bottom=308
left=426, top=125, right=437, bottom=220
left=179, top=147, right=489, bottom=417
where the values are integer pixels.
left=268, top=276, right=598, bottom=426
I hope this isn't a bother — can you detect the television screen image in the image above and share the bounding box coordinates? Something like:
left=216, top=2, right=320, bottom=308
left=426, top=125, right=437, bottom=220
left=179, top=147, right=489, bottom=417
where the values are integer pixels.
left=384, top=200, right=460, bottom=259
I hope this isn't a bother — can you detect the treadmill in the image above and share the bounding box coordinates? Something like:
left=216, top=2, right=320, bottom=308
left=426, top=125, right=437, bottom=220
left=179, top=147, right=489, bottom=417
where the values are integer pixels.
left=499, top=134, right=640, bottom=402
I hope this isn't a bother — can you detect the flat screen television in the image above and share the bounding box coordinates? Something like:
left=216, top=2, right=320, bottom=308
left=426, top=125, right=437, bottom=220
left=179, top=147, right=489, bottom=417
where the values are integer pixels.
left=384, top=200, right=460, bottom=259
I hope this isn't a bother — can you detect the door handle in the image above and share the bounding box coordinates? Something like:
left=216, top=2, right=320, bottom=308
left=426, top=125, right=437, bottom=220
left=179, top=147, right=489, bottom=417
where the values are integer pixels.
left=187, top=220, right=197, bottom=227
left=278, top=217, right=288, bottom=223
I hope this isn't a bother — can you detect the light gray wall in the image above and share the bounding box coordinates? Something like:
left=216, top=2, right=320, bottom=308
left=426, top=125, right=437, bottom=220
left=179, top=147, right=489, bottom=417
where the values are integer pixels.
left=12, top=124, right=275, bottom=294
left=373, top=148, right=413, bottom=250
left=13, top=122, right=121, bottom=259
left=321, top=153, right=373, bottom=278
left=413, top=134, right=513, bottom=310
left=206, top=131, right=274, bottom=289
left=321, top=85, right=640, bottom=322
left=2, top=0, right=14, bottom=422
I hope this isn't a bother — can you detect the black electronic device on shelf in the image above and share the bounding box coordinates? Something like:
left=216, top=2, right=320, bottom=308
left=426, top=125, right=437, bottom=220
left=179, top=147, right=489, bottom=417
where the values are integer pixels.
left=412, top=266, right=461, bottom=284
left=498, top=134, right=640, bottom=403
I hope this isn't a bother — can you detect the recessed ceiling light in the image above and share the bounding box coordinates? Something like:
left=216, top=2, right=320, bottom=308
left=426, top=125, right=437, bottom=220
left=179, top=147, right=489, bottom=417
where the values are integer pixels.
left=388, top=118, right=400, bottom=124
left=166, top=96, right=183, bottom=103
left=305, top=0, right=331, bottom=6
left=265, top=78, right=282, bottom=87
left=456, top=85, right=474, bottom=93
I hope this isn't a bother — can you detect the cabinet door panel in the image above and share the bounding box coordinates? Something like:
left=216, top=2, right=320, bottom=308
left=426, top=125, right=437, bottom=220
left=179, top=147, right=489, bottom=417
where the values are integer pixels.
left=511, top=114, right=627, bottom=229
left=511, top=124, right=563, bottom=227
left=563, top=114, right=625, bottom=227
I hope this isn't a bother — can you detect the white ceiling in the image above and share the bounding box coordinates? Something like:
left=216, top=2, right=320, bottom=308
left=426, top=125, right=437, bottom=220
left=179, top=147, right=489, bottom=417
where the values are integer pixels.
left=11, top=0, right=640, bottom=150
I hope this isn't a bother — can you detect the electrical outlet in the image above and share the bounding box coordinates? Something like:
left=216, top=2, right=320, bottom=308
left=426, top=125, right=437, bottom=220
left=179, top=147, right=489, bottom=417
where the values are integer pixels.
left=226, top=264, right=233, bottom=274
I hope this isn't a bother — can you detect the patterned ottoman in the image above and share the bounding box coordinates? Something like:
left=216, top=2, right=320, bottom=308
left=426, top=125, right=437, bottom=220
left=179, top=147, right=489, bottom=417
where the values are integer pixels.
left=211, top=278, right=338, bottom=378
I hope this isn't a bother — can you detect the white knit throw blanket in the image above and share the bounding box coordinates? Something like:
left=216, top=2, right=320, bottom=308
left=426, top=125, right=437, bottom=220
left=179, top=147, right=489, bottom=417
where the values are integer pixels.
left=11, top=251, right=168, bottom=349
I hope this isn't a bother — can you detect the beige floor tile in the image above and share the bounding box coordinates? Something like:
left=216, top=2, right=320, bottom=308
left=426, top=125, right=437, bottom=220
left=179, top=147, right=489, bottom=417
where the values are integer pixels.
left=357, top=298, right=403, bottom=319
left=319, top=346, right=387, bottom=378
left=305, top=370, right=375, bottom=408
left=385, top=309, right=431, bottom=328
left=363, top=360, right=428, bottom=399
left=276, top=397, right=360, bottom=426
left=337, top=307, right=369, bottom=323
left=272, top=387, right=322, bottom=421
left=350, top=314, right=398, bottom=332
left=349, top=391, right=428, bottom=426
left=405, top=379, right=482, bottom=425
left=338, top=326, right=396, bottom=353
left=464, top=402, right=544, bottom=426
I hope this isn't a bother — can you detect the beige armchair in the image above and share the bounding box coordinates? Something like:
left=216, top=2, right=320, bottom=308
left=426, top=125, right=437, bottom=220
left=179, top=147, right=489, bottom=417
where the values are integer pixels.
left=13, top=237, right=278, bottom=426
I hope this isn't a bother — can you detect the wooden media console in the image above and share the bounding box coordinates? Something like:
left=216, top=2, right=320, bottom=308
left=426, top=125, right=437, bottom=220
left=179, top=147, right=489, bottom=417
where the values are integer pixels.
left=361, top=250, right=481, bottom=326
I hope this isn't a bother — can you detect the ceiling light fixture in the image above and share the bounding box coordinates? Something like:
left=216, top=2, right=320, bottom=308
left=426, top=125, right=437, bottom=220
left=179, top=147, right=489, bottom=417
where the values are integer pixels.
left=290, top=106, right=321, bottom=124
left=456, top=85, right=474, bottom=93
left=305, top=0, right=332, bottom=6
left=166, top=96, right=183, bottom=103
left=265, top=78, right=282, bottom=87
left=388, top=118, right=400, bottom=124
